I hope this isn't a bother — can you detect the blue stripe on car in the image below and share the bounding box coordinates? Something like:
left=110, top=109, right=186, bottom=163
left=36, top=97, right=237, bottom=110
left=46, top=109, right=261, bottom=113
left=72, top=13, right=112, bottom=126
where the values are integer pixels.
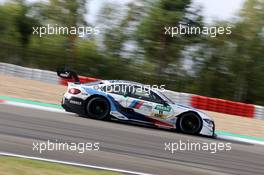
left=82, top=87, right=152, bottom=123
left=83, top=88, right=118, bottom=111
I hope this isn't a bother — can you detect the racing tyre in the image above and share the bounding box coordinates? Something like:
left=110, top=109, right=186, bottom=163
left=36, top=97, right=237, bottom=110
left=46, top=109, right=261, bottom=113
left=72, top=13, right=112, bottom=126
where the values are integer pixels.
left=177, top=113, right=202, bottom=135
left=86, top=97, right=110, bottom=120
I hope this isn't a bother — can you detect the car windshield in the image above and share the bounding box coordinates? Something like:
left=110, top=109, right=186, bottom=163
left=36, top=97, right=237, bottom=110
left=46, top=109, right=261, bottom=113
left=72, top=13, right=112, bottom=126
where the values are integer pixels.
left=156, top=90, right=175, bottom=104
left=84, top=81, right=103, bottom=86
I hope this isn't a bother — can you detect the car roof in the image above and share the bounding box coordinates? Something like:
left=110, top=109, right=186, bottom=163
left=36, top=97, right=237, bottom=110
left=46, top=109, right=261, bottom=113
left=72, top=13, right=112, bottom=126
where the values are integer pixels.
left=83, top=79, right=175, bottom=103
left=103, top=80, right=145, bottom=86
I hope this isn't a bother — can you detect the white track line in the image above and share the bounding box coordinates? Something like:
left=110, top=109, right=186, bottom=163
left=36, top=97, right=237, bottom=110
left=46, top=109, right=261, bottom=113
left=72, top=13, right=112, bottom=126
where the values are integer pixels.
left=0, top=152, right=154, bottom=175
left=2, top=101, right=68, bottom=114
left=217, top=135, right=264, bottom=146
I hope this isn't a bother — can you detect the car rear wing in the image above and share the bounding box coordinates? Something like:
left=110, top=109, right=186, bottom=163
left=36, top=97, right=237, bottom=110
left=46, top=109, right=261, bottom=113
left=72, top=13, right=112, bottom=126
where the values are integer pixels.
left=56, top=67, right=80, bottom=83
left=56, top=67, right=100, bottom=85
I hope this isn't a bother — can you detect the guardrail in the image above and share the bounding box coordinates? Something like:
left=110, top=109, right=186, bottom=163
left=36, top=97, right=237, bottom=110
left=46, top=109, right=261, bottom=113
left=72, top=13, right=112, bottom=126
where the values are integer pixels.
left=0, top=63, right=59, bottom=84
left=1, top=62, right=263, bottom=120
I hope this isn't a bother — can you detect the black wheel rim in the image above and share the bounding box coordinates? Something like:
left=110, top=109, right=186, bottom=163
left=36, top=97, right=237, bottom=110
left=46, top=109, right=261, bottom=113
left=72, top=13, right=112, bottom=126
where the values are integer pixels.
left=89, top=99, right=108, bottom=117
left=180, top=115, right=201, bottom=134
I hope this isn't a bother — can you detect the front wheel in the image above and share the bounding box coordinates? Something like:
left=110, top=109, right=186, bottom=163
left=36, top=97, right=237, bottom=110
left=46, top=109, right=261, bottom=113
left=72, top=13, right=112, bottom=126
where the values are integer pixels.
left=86, top=97, right=110, bottom=120
left=177, top=113, right=203, bottom=135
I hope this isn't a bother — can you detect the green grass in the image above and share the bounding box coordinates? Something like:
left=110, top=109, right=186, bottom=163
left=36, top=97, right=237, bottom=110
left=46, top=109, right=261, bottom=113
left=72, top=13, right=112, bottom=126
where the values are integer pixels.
left=0, top=156, right=122, bottom=175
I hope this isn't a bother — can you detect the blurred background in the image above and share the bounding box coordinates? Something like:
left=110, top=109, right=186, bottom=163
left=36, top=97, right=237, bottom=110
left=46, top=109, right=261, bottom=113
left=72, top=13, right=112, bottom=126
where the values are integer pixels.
left=0, top=0, right=264, bottom=105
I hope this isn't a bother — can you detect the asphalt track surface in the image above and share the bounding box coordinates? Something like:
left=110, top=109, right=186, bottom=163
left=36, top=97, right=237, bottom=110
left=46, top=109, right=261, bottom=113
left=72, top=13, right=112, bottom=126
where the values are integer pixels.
left=0, top=104, right=264, bottom=175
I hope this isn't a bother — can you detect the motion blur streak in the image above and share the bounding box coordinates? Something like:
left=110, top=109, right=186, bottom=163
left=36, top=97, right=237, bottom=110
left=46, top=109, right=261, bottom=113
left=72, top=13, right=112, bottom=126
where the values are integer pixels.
left=1, top=0, right=264, bottom=105
left=0, top=104, right=264, bottom=175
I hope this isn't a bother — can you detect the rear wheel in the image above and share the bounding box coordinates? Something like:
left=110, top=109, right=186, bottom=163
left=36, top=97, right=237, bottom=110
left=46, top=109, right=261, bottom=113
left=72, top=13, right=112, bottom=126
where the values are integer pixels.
left=86, top=97, right=110, bottom=120
left=177, top=113, right=202, bottom=135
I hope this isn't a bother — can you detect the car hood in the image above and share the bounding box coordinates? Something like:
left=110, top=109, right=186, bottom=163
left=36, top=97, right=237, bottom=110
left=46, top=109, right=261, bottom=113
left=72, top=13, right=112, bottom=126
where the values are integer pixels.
left=172, top=104, right=214, bottom=121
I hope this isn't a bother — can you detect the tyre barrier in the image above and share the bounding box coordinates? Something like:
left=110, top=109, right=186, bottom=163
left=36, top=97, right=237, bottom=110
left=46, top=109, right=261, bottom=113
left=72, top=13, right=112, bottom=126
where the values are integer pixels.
left=191, top=95, right=255, bottom=118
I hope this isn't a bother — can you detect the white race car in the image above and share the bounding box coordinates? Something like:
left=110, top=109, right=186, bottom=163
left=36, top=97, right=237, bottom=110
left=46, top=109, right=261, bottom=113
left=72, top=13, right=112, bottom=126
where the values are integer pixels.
left=58, top=70, right=215, bottom=137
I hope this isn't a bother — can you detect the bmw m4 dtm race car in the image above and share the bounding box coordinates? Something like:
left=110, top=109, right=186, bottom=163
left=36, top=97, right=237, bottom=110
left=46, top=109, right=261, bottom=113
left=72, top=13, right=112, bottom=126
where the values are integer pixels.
left=58, top=69, right=215, bottom=137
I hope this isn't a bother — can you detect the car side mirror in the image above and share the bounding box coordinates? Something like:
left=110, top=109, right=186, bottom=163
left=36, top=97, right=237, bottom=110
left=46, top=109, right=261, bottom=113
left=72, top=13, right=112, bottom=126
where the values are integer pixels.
left=123, top=93, right=128, bottom=98
left=163, top=101, right=169, bottom=106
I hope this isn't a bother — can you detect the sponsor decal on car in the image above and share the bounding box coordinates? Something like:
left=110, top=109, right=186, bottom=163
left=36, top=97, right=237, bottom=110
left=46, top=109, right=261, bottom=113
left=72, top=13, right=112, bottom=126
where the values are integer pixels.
left=140, top=104, right=152, bottom=112
left=69, top=100, right=82, bottom=105
left=154, top=104, right=171, bottom=112
left=152, top=113, right=168, bottom=119
left=129, top=100, right=144, bottom=109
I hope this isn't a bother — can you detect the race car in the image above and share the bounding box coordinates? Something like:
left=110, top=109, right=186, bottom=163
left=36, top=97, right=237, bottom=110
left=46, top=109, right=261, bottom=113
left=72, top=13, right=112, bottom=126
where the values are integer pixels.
left=58, top=69, right=215, bottom=137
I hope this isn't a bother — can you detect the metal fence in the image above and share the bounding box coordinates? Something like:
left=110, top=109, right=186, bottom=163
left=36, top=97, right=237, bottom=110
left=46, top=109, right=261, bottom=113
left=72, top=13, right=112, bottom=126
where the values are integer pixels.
left=0, top=63, right=59, bottom=84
